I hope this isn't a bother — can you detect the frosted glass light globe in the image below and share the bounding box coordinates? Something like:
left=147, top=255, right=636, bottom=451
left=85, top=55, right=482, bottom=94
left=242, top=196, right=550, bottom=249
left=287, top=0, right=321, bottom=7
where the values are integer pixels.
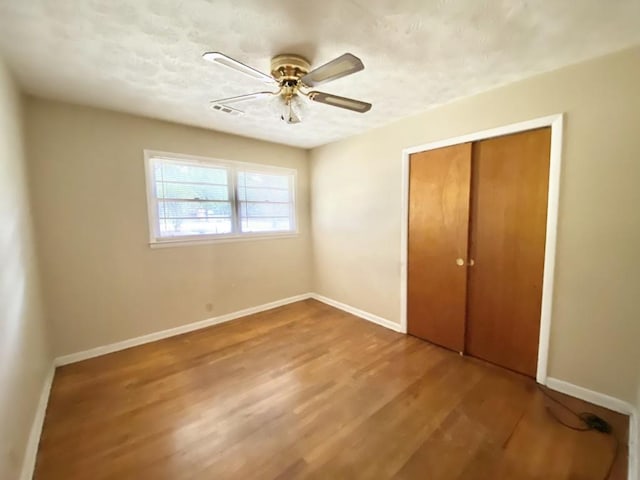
left=270, top=94, right=308, bottom=124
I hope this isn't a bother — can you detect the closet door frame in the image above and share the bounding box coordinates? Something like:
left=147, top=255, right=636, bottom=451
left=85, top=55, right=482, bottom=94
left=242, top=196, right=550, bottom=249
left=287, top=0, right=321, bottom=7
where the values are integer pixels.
left=400, top=114, right=564, bottom=384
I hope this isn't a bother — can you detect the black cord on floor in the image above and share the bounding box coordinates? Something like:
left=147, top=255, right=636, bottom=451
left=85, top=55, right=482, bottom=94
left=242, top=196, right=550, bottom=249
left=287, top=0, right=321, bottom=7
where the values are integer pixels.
left=537, top=385, right=619, bottom=479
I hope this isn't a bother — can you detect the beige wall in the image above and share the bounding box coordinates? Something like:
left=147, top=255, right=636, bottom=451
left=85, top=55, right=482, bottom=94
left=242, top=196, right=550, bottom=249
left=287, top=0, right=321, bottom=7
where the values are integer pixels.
left=310, top=46, right=640, bottom=404
left=0, top=60, right=51, bottom=478
left=26, top=98, right=312, bottom=357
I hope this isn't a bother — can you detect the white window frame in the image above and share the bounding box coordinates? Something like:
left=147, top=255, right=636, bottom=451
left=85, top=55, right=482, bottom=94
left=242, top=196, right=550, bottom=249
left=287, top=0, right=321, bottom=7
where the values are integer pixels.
left=144, top=150, right=298, bottom=248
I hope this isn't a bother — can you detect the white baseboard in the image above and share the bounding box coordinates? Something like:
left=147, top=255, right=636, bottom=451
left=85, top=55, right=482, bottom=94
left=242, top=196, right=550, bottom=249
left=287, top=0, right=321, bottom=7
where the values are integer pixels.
left=546, top=377, right=637, bottom=480
left=629, top=410, right=638, bottom=480
left=309, top=293, right=403, bottom=333
left=54, top=292, right=403, bottom=367
left=546, top=377, right=634, bottom=415
left=55, top=293, right=312, bottom=366
left=20, top=363, right=55, bottom=480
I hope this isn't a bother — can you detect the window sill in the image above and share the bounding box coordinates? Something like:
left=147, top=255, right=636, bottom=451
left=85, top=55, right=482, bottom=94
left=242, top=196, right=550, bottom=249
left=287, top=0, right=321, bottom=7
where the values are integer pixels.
left=149, top=232, right=300, bottom=249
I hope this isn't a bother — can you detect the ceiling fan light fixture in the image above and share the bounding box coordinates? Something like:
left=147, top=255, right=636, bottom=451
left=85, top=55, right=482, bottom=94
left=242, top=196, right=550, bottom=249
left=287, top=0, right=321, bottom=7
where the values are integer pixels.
left=271, top=94, right=306, bottom=124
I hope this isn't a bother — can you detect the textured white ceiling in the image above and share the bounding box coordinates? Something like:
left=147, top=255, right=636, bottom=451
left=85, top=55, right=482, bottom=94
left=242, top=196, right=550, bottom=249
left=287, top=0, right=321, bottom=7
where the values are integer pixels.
left=0, top=0, right=638, bottom=148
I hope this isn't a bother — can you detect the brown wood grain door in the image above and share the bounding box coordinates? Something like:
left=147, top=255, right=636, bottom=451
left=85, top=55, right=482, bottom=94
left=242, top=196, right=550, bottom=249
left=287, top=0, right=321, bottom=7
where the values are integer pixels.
left=407, top=143, right=472, bottom=352
left=465, top=128, right=551, bottom=377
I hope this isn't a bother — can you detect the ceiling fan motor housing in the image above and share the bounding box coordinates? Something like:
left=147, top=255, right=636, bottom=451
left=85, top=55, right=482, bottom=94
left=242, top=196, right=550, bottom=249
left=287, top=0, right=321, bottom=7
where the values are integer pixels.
left=270, top=54, right=311, bottom=85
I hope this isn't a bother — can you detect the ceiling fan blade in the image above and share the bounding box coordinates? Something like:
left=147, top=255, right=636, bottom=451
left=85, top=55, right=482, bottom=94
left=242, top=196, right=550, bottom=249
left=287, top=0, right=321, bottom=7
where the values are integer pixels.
left=210, top=91, right=277, bottom=105
left=203, top=52, right=276, bottom=84
left=308, top=91, right=372, bottom=113
left=300, top=53, right=364, bottom=87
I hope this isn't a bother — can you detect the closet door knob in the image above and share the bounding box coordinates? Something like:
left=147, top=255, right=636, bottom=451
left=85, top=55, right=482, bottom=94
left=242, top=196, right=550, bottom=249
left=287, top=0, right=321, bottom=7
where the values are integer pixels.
left=468, top=259, right=475, bottom=267
left=456, top=258, right=465, bottom=266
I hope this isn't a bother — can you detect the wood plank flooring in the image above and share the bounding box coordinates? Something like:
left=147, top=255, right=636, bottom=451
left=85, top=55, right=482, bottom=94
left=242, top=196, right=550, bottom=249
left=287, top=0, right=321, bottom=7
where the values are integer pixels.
left=35, top=299, right=628, bottom=479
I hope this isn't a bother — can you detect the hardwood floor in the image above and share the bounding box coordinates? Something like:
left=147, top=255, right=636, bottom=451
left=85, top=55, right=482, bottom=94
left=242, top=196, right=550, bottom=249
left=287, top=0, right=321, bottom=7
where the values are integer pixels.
left=35, top=299, right=628, bottom=479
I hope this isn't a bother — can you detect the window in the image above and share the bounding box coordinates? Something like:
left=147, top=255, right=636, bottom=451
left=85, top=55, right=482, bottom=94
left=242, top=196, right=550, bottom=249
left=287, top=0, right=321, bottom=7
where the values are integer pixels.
left=145, top=151, right=296, bottom=245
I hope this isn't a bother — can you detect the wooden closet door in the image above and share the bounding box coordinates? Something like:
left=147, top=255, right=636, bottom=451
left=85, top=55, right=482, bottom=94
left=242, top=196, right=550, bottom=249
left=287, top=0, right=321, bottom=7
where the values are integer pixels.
left=466, top=128, right=551, bottom=377
left=407, top=143, right=472, bottom=352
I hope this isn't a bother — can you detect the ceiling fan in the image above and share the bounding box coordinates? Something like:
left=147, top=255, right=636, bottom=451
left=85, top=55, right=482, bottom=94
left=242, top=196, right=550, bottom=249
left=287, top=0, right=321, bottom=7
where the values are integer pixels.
left=202, top=51, right=372, bottom=124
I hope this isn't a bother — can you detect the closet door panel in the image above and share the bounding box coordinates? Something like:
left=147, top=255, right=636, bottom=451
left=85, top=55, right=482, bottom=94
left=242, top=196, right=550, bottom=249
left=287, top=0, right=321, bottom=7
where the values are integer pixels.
left=466, top=128, right=551, bottom=377
left=407, top=143, right=472, bottom=352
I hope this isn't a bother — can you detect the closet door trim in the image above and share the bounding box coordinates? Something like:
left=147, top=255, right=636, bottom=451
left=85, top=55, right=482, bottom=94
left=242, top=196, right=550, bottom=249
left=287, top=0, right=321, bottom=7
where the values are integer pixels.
left=400, top=113, right=564, bottom=384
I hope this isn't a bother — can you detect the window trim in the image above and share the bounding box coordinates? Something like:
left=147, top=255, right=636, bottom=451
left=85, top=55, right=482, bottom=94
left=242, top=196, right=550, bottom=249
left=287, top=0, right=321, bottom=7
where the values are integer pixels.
left=144, top=150, right=298, bottom=247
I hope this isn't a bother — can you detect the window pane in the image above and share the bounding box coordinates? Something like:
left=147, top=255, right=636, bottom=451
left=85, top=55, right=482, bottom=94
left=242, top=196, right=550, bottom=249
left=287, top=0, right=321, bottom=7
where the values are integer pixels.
left=241, top=217, right=291, bottom=233
left=240, top=202, right=291, bottom=217
left=160, top=218, right=232, bottom=236
left=237, top=187, right=289, bottom=202
left=237, top=171, right=289, bottom=189
left=149, top=157, right=296, bottom=241
left=156, top=182, right=228, bottom=201
left=155, top=162, right=228, bottom=184
left=236, top=170, right=294, bottom=233
left=159, top=200, right=232, bottom=219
